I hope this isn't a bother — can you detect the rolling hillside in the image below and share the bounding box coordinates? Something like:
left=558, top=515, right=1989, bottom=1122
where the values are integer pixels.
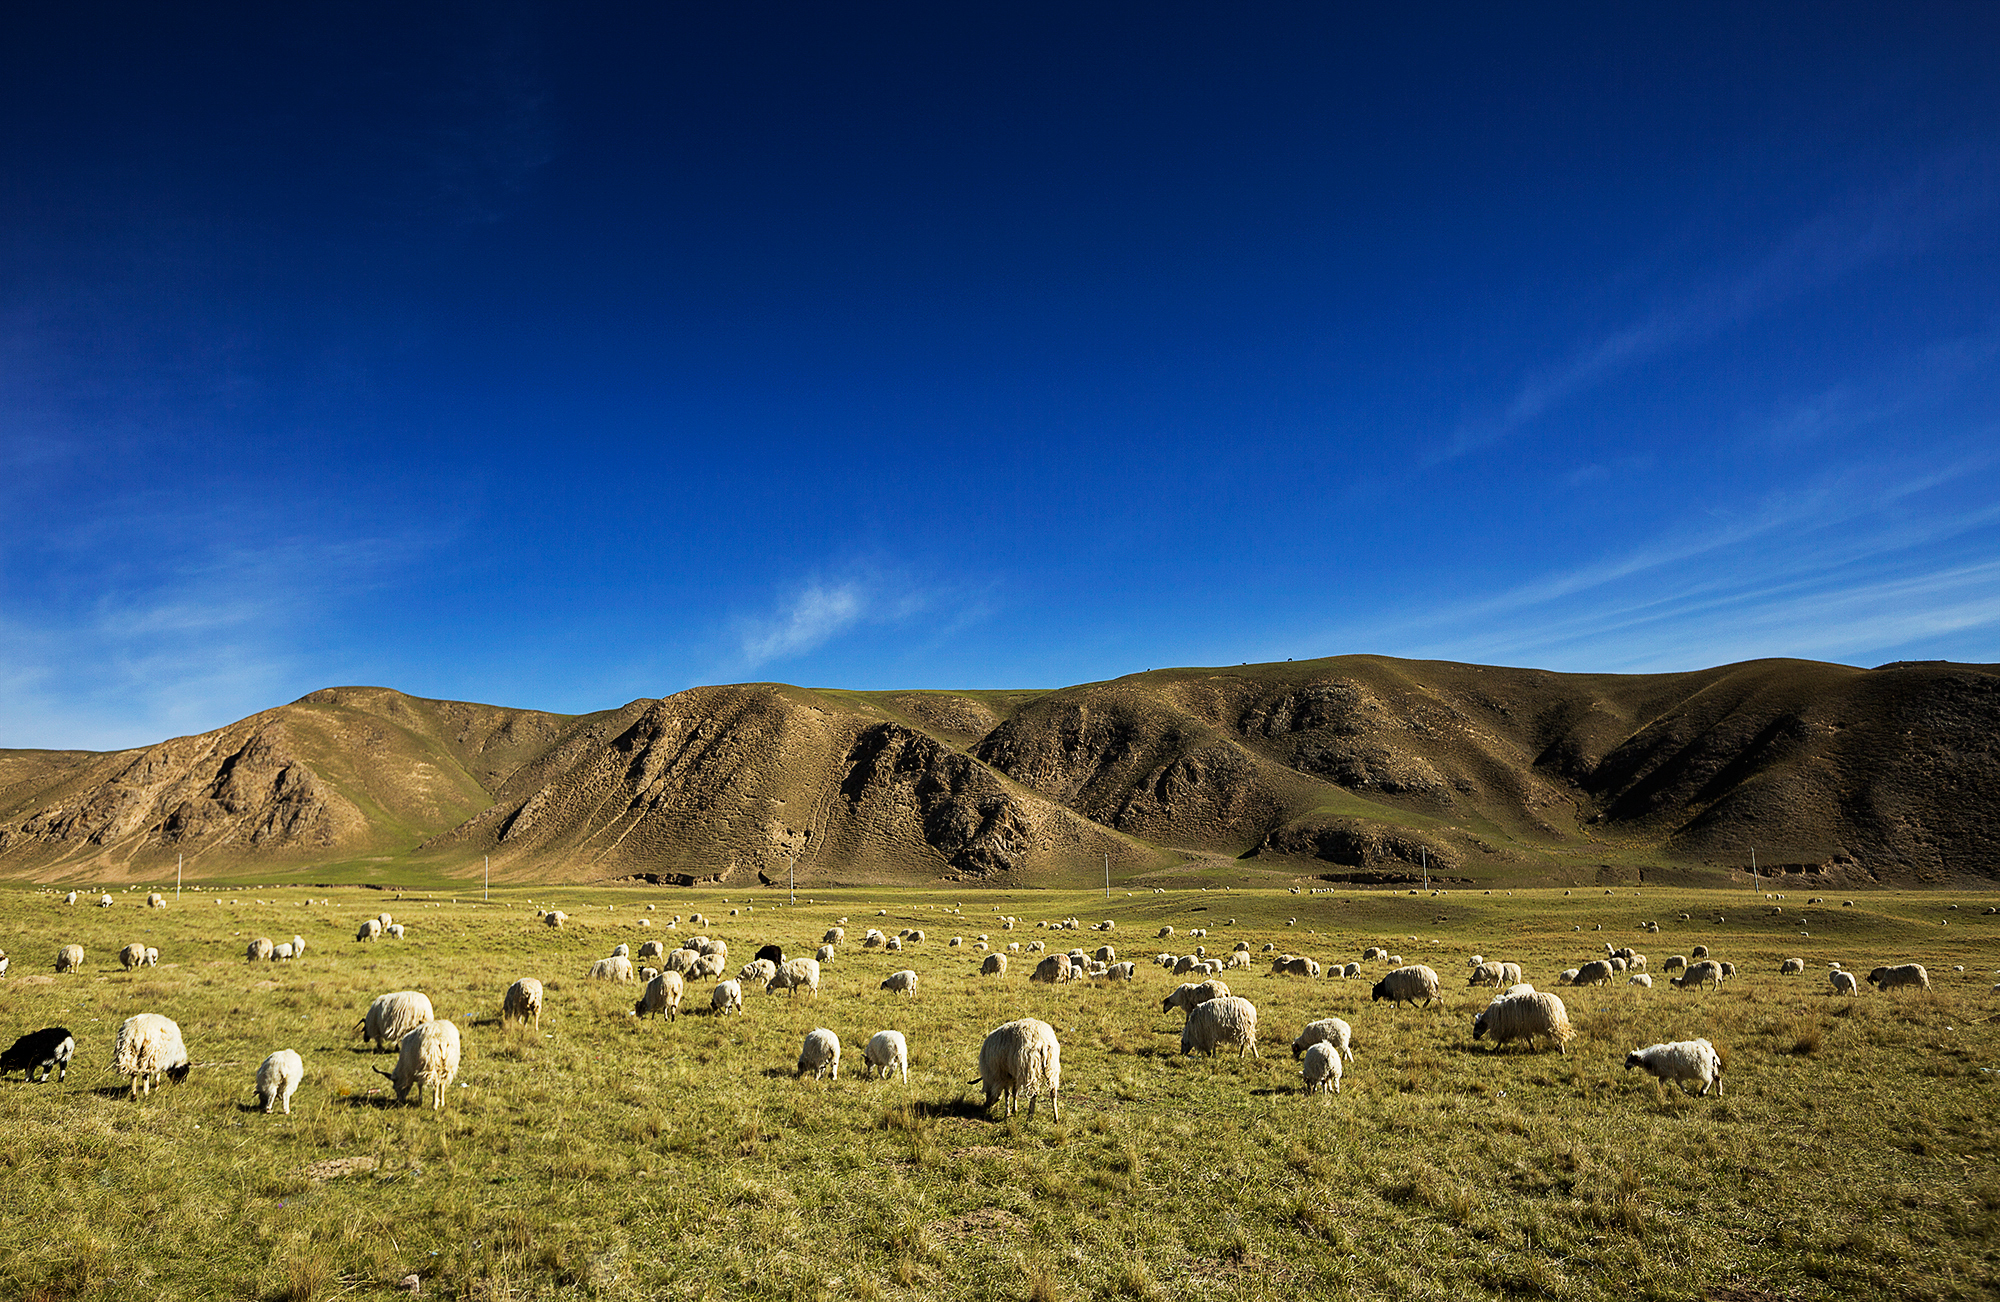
left=1, top=656, right=1994, bottom=887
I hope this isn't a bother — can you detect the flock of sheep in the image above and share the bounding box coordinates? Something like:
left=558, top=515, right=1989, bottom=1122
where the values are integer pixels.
left=0, top=888, right=1972, bottom=1122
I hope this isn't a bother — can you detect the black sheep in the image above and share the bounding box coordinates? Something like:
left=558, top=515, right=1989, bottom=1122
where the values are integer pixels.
left=1, top=1027, right=76, bottom=1083
left=754, top=943, right=785, bottom=966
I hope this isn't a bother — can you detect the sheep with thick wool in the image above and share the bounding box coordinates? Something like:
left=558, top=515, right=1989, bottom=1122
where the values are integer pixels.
left=976, top=1018, right=1060, bottom=1121
left=1829, top=970, right=1859, bottom=996
left=378, top=1020, right=460, bottom=1109
left=690, top=952, right=726, bottom=981
left=981, top=953, right=1008, bottom=977
left=588, top=955, right=635, bottom=982
left=711, top=979, right=743, bottom=1016
left=1371, top=964, right=1442, bottom=1008
left=120, top=943, right=147, bottom=971
left=1868, top=963, right=1931, bottom=992
left=1472, top=991, right=1573, bottom=1054
left=767, top=957, right=820, bottom=999
left=53, top=944, right=82, bottom=972
left=356, top=919, right=383, bottom=942
left=1779, top=957, right=1806, bottom=975
left=1182, top=995, right=1260, bottom=1058
left=1031, top=954, right=1072, bottom=984
left=879, top=969, right=918, bottom=997
left=1291, top=1017, right=1354, bottom=1063
left=863, top=1030, right=909, bottom=1083
left=1272, top=955, right=1322, bottom=978
left=359, top=991, right=435, bottom=1050
left=112, top=1014, right=190, bottom=1098
left=796, top=1028, right=840, bottom=1080
left=1625, top=1038, right=1723, bottom=1096
left=502, top=978, right=543, bottom=1030
left=1300, top=1041, right=1342, bottom=1095
left=1162, top=980, right=1231, bottom=1016
left=634, top=971, right=685, bottom=1021
left=737, top=958, right=777, bottom=986
left=1671, top=960, right=1725, bottom=991
left=255, top=1049, right=304, bottom=1114
left=1571, top=960, right=1616, bottom=987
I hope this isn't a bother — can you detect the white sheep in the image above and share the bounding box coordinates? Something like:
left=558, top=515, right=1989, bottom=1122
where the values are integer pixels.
left=378, top=1020, right=461, bottom=1109
left=1625, top=1038, right=1723, bottom=1096
left=56, top=944, right=84, bottom=973
left=737, top=958, right=777, bottom=986
left=690, top=952, right=726, bottom=981
left=1670, top=960, right=1725, bottom=991
left=290, top=935, right=306, bottom=959
left=1556, top=968, right=1580, bottom=985
left=1472, top=991, right=1573, bottom=1053
left=1829, top=970, right=1859, bottom=997
left=981, top=953, right=1008, bottom=977
left=1031, top=954, right=1073, bottom=984
left=977, top=1018, right=1060, bottom=1120
left=247, top=937, right=275, bottom=962
left=503, top=978, right=544, bottom=1029
left=662, top=949, right=700, bottom=976
left=1628, top=973, right=1653, bottom=988
left=1157, top=925, right=1175, bottom=939
left=711, top=979, right=743, bottom=1016
left=638, top=940, right=667, bottom=962
left=386, top=923, right=405, bottom=940
left=143, top=947, right=158, bottom=966
left=356, top=919, right=383, bottom=942
left=1868, top=963, right=1931, bottom=992
left=1291, top=1017, right=1354, bottom=1063
left=112, top=1014, right=190, bottom=1098
left=119, top=943, right=147, bottom=971
left=824, top=927, right=845, bottom=944
left=767, top=957, right=821, bottom=999
left=1371, top=965, right=1443, bottom=1008
left=99, top=894, right=113, bottom=908
left=1105, top=961, right=1137, bottom=980
left=359, top=991, right=435, bottom=1050
left=797, top=1028, right=840, bottom=1080
left=634, top=971, right=684, bottom=1020
left=64, top=891, right=77, bottom=906
left=588, top=955, right=635, bottom=982
left=1162, top=980, right=1231, bottom=1016
left=1779, top=957, right=1806, bottom=975
left=1571, top=960, right=1616, bottom=987
left=272, top=942, right=295, bottom=962
left=1467, top=961, right=1507, bottom=988
left=1301, top=1040, right=1341, bottom=1095
left=1182, top=995, right=1259, bottom=1058
left=147, top=893, right=166, bottom=909
left=863, top=1030, right=909, bottom=1083
left=543, top=910, right=567, bottom=928
left=255, top=1049, right=304, bottom=1114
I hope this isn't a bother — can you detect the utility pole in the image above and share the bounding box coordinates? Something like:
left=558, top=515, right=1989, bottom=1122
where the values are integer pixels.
left=1104, top=852, right=1110, bottom=901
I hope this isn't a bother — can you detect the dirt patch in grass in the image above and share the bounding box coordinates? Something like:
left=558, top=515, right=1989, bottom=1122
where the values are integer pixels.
left=303, top=1156, right=379, bottom=1182
left=936, top=1206, right=1024, bottom=1242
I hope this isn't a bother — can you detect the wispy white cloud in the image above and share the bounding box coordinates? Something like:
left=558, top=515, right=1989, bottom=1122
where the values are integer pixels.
left=1439, top=155, right=1996, bottom=462
left=740, top=580, right=870, bottom=665
left=734, top=566, right=992, bottom=671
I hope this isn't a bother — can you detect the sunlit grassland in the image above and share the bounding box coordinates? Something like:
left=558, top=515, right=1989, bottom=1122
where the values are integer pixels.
left=0, top=882, right=1995, bottom=1300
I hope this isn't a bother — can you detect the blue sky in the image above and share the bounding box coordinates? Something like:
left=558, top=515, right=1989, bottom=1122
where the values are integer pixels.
left=3, top=3, right=1997, bottom=750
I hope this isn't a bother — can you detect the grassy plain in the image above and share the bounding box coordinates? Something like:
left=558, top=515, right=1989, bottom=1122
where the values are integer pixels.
left=0, top=882, right=1995, bottom=1301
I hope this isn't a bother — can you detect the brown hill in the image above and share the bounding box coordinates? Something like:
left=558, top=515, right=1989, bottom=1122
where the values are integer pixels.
left=1, top=656, right=1994, bottom=887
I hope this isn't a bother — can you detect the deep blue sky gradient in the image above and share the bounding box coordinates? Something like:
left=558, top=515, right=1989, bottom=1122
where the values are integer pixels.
left=4, top=3, right=1998, bottom=748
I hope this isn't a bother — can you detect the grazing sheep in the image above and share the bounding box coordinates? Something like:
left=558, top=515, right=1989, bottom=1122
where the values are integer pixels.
left=1157, top=926, right=1175, bottom=939
left=662, top=948, right=700, bottom=976
left=1162, top=980, right=1232, bottom=1015
left=1105, top=961, right=1137, bottom=980
left=711, top=979, right=743, bottom=1015
left=290, top=935, right=306, bottom=958
left=1829, top=970, right=1859, bottom=996
left=502, top=978, right=543, bottom=1029
left=884, top=937, right=903, bottom=952
left=862, top=930, right=885, bottom=949
left=1629, top=973, right=1653, bottom=988
left=255, top=1049, right=304, bottom=1114
left=359, top=991, right=436, bottom=1050
left=1625, top=1038, right=1724, bottom=1096
left=377, top=1020, right=461, bottom=1109
left=1182, top=995, right=1260, bottom=1058
left=247, top=937, right=275, bottom=962
left=272, top=943, right=295, bottom=962
left=767, top=957, right=821, bottom=999
left=99, top=894, right=113, bottom=908
left=754, top=944, right=784, bottom=966
left=634, top=971, right=685, bottom=1020
left=1031, top=954, right=1073, bottom=985
left=1094, top=945, right=1116, bottom=963
left=981, top=953, right=1008, bottom=977
left=1555, top=968, right=1580, bottom=986
left=1606, top=957, right=1628, bottom=973
left=589, top=955, right=635, bottom=982
left=356, top=919, right=383, bottom=942
left=1663, top=955, right=1687, bottom=973
left=1301, top=1040, right=1342, bottom=1095
left=1467, top=961, right=1507, bottom=988
left=56, top=944, right=84, bottom=973
left=1371, top=965, right=1443, bottom=1008
left=1670, top=960, right=1725, bottom=991
left=797, top=1029, right=840, bottom=1080
left=823, top=928, right=845, bottom=944
left=147, top=893, right=165, bottom=909
left=880, top=969, right=919, bottom=997
left=1472, top=992, right=1574, bottom=1053
left=737, top=958, right=777, bottom=986
left=1272, top=955, right=1322, bottom=978
left=1868, top=963, right=1931, bottom=992
left=1291, top=1017, right=1354, bottom=1063
left=1571, top=960, right=1616, bottom=987
left=1623, top=956, right=1646, bottom=974
left=1779, top=957, right=1806, bottom=975
left=113, top=1014, right=191, bottom=1097
left=907, top=929, right=925, bottom=943
left=543, top=910, right=567, bottom=928
left=64, top=891, right=77, bottom=905
left=1505, top=982, right=1537, bottom=996
left=690, top=952, right=726, bottom=981
left=1341, top=961, right=1361, bottom=978
left=815, top=944, right=836, bottom=963
left=1362, top=946, right=1388, bottom=962
left=1, top=1027, right=76, bottom=1083
left=1718, top=961, right=1737, bottom=978
left=637, top=941, right=667, bottom=962
left=119, top=943, right=147, bottom=971
left=976, top=1018, right=1061, bottom=1121
left=863, top=1030, right=909, bottom=1083
left=1690, top=945, right=1709, bottom=959
left=384, top=923, right=405, bottom=940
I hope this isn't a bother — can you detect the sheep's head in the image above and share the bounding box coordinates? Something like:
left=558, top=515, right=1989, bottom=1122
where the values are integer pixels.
left=166, top=1062, right=192, bottom=1085
left=1471, top=1013, right=1490, bottom=1040
left=1622, top=1051, right=1646, bottom=1071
